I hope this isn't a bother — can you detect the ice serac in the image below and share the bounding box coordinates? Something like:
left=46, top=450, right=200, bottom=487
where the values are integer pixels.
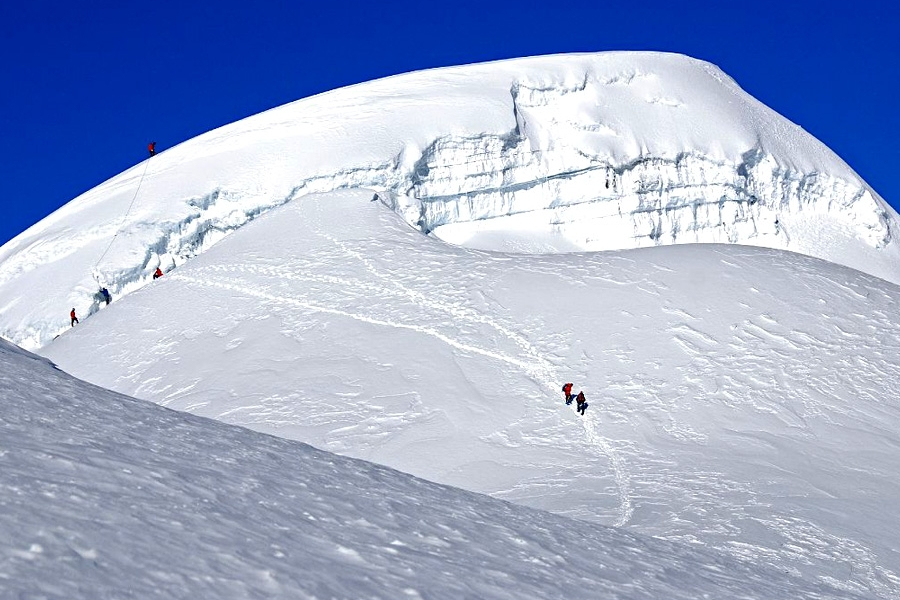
left=0, top=52, right=897, bottom=349
left=388, top=68, right=894, bottom=263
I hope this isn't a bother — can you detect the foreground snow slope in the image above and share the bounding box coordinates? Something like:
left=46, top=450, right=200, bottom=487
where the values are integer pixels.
left=3, top=339, right=867, bottom=599
left=45, top=190, right=900, bottom=599
left=2, top=51, right=898, bottom=349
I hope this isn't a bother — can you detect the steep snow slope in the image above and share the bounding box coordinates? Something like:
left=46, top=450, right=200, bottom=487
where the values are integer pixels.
left=3, top=339, right=870, bottom=599
left=1, top=52, right=898, bottom=349
left=44, top=190, right=900, bottom=599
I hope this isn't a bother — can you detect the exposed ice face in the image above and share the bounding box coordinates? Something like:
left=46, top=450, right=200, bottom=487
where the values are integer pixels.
left=0, top=52, right=897, bottom=350
left=378, top=69, right=893, bottom=255
left=384, top=131, right=891, bottom=255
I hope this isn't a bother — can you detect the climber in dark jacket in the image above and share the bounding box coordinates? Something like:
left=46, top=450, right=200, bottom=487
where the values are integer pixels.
left=575, top=391, right=588, bottom=416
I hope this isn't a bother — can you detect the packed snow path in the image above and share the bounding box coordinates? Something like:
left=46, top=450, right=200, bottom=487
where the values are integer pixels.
left=44, top=190, right=900, bottom=599
left=167, top=247, right=635, bottom=527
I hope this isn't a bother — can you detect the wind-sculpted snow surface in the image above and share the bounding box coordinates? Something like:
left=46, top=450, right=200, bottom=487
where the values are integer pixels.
left=1, top=52, right=898, bottom=349
left=3, top=339, right=871, bottom=599
left=44, top=191, right=900, bottom=599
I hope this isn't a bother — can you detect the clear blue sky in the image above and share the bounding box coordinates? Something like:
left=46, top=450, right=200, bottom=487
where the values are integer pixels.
left=1, top=0, right=896, bottom=246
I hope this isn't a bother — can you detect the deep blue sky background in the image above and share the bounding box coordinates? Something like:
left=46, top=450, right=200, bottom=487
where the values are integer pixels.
left=1, top=1, right=896, bottom=246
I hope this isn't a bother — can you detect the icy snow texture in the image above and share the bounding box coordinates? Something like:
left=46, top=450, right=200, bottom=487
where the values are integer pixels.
left=0, top=52, right=898, bottom=349
left=8, top=339, right=869, bottom=599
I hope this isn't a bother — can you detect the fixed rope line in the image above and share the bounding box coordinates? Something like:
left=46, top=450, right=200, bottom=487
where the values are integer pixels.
left=93, top=156, right=152, bottom=278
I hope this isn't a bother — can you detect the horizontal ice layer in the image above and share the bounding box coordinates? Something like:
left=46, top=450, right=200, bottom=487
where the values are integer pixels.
left=389, top=136, right=891, bottom=254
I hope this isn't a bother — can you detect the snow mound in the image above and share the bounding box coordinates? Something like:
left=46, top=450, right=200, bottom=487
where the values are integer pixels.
left=1, top=51, right=898, bottom=349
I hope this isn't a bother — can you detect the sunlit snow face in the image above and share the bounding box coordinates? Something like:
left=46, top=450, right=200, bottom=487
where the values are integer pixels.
left=32, top=188, right=900, bottom=600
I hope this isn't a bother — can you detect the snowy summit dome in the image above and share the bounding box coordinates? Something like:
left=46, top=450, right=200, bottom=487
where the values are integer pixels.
left=0, top=51, right=897, bottom=349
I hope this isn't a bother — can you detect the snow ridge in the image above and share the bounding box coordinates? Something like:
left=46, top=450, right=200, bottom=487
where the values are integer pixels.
left=1, top=337, right=872, bottom=599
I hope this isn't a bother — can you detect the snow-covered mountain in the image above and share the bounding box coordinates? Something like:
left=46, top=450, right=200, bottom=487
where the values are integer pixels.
left=3, top=52, right=900, bottom=598
left=10, top=338, right=868, bottom=599
left=0, top=52, right=897, bottom=349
